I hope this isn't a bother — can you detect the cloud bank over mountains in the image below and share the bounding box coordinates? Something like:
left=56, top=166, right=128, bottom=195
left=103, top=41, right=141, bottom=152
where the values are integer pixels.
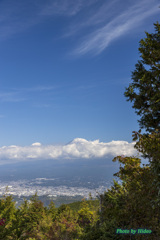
left=0, top=138, right=137, bottom=165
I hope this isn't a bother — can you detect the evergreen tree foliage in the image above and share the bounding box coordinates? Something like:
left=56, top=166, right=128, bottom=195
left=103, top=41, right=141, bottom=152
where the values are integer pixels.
left=124, top=22, right=160, bottom=132
left=98, top=21, right=160, bottom=239
left=0, top=195, right=16, bottom=239
left=125, top=22, right=160, bottom=225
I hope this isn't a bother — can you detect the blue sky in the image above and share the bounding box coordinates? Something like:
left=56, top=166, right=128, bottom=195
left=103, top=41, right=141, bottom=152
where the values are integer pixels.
left=0, top=0, right=159, bottom=163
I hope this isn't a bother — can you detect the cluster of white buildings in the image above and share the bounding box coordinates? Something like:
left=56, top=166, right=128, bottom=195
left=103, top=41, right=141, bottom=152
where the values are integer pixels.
left=0, top=178, right=109, bottom=199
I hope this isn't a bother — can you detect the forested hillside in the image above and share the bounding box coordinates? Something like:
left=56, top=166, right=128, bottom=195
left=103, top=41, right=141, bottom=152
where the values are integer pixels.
left=0, top=22, right=160, bottom=239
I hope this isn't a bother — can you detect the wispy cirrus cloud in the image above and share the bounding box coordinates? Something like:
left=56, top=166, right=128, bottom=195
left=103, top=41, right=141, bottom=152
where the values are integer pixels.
left=40, top=0, right=85, bottom=16
left=0, top=83, right=98, bottom=105
left=0, top=0, right=97, bottom=40
left=0, top=92, right=26, bottom=102
left=40, top=0, right=100, bottom=17
left=0, top=138, right=138, bottom=165
left=0, top=85, right=56, bottom=103
left=0, top=0, right=41, bottom=40
left=63, top=0, right=118, bottom=38
left=0, top=0, right=159, bottom=55
left=73, top=0, right=160, bottom=55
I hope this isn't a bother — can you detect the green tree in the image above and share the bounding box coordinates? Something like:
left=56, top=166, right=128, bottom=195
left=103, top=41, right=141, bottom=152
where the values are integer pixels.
left=96, top=21, right=160, bottom=239
left=96, top=156, right=159, bottom=239
left=49, top=204, right=82, bottom=240
left=14, top=193, right=51, bottom=239
left=47, top=200, right=57, bottom=221
left=0, top=195, right=17, bottom=240
left=125, top=21, right=160, bottom=220
left=113, top=157, right=158, bottom=230
left=77, top=200, right=97, bottom=230
left=124, top=22, right=160, bottom=133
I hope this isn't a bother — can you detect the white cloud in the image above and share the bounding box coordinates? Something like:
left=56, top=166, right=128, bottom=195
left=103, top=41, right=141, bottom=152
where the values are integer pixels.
left=31, top=142, right=42, bottom=146
left=0, top=138, right=138, bottom=164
